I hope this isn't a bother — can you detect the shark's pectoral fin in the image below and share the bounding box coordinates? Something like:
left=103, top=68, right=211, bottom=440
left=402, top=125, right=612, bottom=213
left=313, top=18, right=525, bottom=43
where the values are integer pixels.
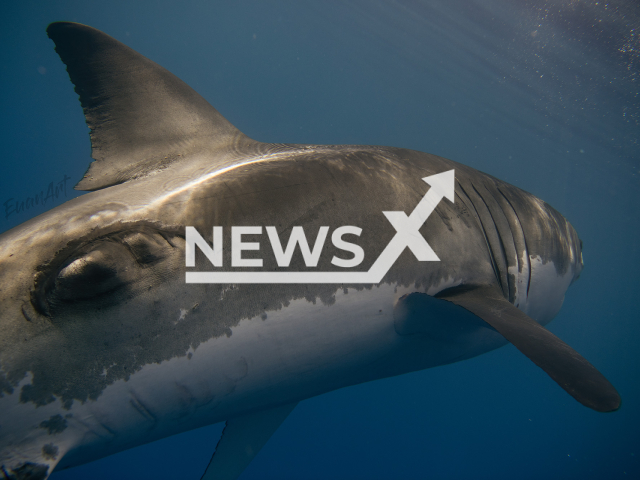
left=201, top=402, right=298, bottom=480
left=436, top=285, right=621, bottom=412
left=46, top=22, right=252, bottom=192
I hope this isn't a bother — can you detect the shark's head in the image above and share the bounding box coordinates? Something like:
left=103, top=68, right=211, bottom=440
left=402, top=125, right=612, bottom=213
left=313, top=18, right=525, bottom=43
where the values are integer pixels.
left=451, top=168, right=585, bottom=325
left=515, top=198, right=585, bottom=324
left=574, top=237, right=585, bottom=283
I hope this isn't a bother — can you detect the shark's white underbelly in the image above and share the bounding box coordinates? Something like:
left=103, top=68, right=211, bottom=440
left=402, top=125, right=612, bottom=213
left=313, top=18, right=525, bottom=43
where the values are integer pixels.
left=1, top=256, right=571, bottom=474
left=0, top=281, right=506, bottom=472
left=59, top=283, right=410, bottom=467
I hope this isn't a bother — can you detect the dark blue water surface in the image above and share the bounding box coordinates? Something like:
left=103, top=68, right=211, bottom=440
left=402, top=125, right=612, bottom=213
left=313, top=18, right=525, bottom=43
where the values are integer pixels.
left=1, top=1, right=638, bottom=479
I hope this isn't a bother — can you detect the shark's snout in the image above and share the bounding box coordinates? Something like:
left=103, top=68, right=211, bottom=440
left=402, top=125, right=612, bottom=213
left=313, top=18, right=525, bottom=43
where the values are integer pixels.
left=575, top=237, right=584, bottom=281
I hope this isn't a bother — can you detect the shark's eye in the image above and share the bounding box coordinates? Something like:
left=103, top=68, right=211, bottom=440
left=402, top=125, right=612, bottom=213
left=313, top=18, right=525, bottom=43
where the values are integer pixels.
left=31, top=226, right=184, bottom=316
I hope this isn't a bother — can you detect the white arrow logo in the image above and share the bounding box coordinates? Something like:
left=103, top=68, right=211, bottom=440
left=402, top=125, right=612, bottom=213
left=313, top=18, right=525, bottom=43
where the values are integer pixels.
left=186, top=169, right=455, bottom=284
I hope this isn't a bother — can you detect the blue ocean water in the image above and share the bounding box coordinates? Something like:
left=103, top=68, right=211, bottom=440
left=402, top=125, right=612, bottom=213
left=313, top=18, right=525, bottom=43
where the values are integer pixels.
left=1, top=1, right=638, bottom=479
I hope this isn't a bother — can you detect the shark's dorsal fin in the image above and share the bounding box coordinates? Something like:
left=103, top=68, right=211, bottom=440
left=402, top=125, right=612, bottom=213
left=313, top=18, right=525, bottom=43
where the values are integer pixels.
left=436, top=285, right=621, bottom=412
left=47, top=22, right=250, bottom=191
left=201, top=402, right=298, bottom=480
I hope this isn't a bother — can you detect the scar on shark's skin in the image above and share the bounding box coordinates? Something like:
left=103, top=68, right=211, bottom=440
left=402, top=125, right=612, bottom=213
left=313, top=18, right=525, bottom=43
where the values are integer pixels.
left=0, top=21, right=619, bottom=480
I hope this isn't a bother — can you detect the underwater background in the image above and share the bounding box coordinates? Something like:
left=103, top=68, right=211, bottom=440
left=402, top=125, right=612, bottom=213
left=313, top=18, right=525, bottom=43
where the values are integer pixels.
left=1, top=1, right=638, bottom=478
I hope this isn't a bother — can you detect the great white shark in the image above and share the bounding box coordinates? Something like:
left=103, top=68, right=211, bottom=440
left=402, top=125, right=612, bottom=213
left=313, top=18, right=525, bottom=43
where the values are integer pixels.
left=0, top=22, right=620, bottom=480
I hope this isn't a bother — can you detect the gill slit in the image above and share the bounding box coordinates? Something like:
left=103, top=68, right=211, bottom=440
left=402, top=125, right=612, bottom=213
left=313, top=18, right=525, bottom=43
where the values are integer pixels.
left=470, top=183, right=510, bottom=301
left=456, top=182, right=502, bottom=293
left=497, top=187, right=532, bottom=298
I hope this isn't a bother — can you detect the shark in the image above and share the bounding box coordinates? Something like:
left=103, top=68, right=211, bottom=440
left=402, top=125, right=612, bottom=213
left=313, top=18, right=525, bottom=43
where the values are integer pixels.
left=0, top=22, right=620, bottom=480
